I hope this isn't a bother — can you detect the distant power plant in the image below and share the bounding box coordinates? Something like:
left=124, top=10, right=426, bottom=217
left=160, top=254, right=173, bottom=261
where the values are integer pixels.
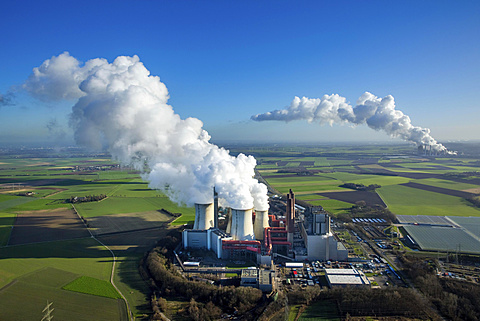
left=182, top=188, right=347, bottom=264
left=417, top=144, right=451, bottom=156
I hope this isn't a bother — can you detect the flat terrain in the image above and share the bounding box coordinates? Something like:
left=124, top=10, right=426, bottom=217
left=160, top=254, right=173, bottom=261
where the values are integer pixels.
left=403, top=225, right=480, bottom=254
left=0, top=153, right=191, bottom=318
left=8, top=208, right=90, bottom=245
left=251, top=144, right=480, bottom=216
left=400, top=181, right=477, bottom=199
left=0, top=267, right=126, bottom=321
left=87, top=211, right=172, bottom=235
left=1, top=143, right=479, bottom=319
left=316, top=190, right=386, bottom=207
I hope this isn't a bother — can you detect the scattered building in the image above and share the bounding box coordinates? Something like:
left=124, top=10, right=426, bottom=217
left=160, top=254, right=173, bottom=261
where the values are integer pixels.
left=325, top=268, right=370, bottom=288
left=240, top=268, right=275, bottom=292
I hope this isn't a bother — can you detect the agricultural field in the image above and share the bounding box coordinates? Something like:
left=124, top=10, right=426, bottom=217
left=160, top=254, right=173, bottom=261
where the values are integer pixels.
left=63, top=276, right=122, bottom=299
left=377, top=185, right=480, bottom=217
left=8, top=208, right=91, bottom=245
left=0, top=151, right=195, bottom=319
left=251, top=143, right=480, bottom=217
left=298, top=300, right=341, bottom=321
left=0, top=267, right=126, bottom=321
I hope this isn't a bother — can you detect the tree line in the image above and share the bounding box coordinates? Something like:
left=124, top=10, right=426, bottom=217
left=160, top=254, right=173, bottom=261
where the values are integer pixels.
left=340, top=183, right=381, bottom=191
left=285, top=285, right=435, bottom=319
left=145, top=234, right=263, bottom=320
left=399, top=253, right=480, bottom=321
left=68, top=194, right=107, bottom=203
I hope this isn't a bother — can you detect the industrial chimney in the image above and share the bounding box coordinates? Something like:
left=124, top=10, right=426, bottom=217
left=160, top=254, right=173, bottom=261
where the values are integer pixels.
left=230, top=208, right=255, bottom=241
left=287, top=189, right=295, bottom=244
left=253, top=210, right=269, bottom=240
left=193, top=203, right=215, bottom=230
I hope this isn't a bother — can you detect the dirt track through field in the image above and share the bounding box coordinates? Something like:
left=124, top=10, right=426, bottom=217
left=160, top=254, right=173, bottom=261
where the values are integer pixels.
left=8, top=208, right=90, bottom=246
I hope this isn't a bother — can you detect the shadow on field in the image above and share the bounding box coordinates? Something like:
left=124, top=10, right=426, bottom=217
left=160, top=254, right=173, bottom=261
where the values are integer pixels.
left=98, top=227, right=174, bottom=313
left=0, top=178, right=145, bottom=187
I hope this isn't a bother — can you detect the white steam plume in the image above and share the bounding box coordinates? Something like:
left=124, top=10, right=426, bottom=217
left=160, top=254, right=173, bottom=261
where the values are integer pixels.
left=251, top=92, right=454, bottom=154
left=24, top=52, right=268, bottom=210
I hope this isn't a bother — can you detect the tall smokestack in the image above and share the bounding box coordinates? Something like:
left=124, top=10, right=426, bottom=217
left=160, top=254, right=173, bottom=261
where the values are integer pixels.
left=193, top=203, right=214, bottom=230
left=214, top=187, right=218, bottom=229
left=230, top=208, right=255, bottom=241
left=253, top=209, right=269, bottom=240
left=287, top=189, right=295, bottom=244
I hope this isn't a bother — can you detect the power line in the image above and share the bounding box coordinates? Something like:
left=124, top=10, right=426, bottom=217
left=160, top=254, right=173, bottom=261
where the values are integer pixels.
left=41, top=301, right=54, bottom=321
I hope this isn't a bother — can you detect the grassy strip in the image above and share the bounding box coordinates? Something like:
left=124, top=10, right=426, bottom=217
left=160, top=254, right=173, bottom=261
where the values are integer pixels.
left=63, top=275, right=122, bottom=299
left=0, top=212, right=15, bottom=246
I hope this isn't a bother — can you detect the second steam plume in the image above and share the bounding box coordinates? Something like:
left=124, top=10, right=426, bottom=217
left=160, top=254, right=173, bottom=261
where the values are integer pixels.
left=24, top=52, right=268, bottom=210
left=251, top=92, right=454, bottom=154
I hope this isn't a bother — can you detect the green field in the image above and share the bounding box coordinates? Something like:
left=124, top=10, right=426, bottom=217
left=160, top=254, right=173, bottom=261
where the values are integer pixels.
left=0, top=212, right=15, bottom=246
left=257, top=147, right=480, bottom=218
left=0, top=154, right=199, bottom=319
left=63, top=275, right=122, bottom=299
left=378, top=185, right=480, bottom=217
left=299, top=300, right=341, bottom=321
left=411, top=178, right=479, bottom=191
left=0, top=238, right=113, bottom=288
left=0, top=267, right=126, bottom=321
left=75, top=196, right=192, bottom=218
left=0, top=195, right=37, bottom=211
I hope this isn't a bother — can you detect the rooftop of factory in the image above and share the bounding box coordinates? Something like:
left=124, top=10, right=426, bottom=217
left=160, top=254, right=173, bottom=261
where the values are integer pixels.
left=325, top=268, right=370, bottom=287
left=241, top=268, right=258, bottom=278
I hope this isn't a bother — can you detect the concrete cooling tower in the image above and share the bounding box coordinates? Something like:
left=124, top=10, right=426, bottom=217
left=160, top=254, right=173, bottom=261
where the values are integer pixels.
left=230, top=208, right=255, bottom=241
left=226, top=208, right=232, bottom=234
left=253, top=210, right=269, bottom=240
left=193, top=203, right=214, bottom=230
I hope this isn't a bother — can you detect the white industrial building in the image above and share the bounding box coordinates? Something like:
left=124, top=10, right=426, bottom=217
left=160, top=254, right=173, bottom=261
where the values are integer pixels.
left=325, top=268, right=370, bottom=288
left=299, top=209, right=348, bottom=261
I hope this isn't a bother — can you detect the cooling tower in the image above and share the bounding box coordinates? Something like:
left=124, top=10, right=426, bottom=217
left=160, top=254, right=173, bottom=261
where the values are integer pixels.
left=226, top=208, right=232, bottom=234
left=193, top=203, right=214, bottom=230
left=253, top=210, right=269, bottom=240
left=230, top=208, right=255, bottom=241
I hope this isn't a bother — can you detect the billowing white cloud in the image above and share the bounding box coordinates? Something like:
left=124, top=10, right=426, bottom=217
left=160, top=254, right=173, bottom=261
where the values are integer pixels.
left=252, top=92, right=453, bottom=154
left=25, top=53, right=268, bottom=210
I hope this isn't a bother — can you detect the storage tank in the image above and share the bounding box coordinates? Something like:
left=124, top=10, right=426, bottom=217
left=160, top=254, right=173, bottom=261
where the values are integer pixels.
left=230, top=208, right=255, bottom=240
left=193, top=203, right=214, bottom=230
left=253, top=210, right=269, bottom=240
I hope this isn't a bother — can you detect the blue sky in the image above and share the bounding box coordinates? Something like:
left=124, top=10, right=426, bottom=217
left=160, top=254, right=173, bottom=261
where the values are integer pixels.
left=1, top=0, right=479, bottom=145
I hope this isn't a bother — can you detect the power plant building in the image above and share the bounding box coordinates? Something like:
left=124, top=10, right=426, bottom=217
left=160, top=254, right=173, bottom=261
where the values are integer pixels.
left=182, top=189, right=347, bottom=263
left=300, top=207, right=348, bottom=261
